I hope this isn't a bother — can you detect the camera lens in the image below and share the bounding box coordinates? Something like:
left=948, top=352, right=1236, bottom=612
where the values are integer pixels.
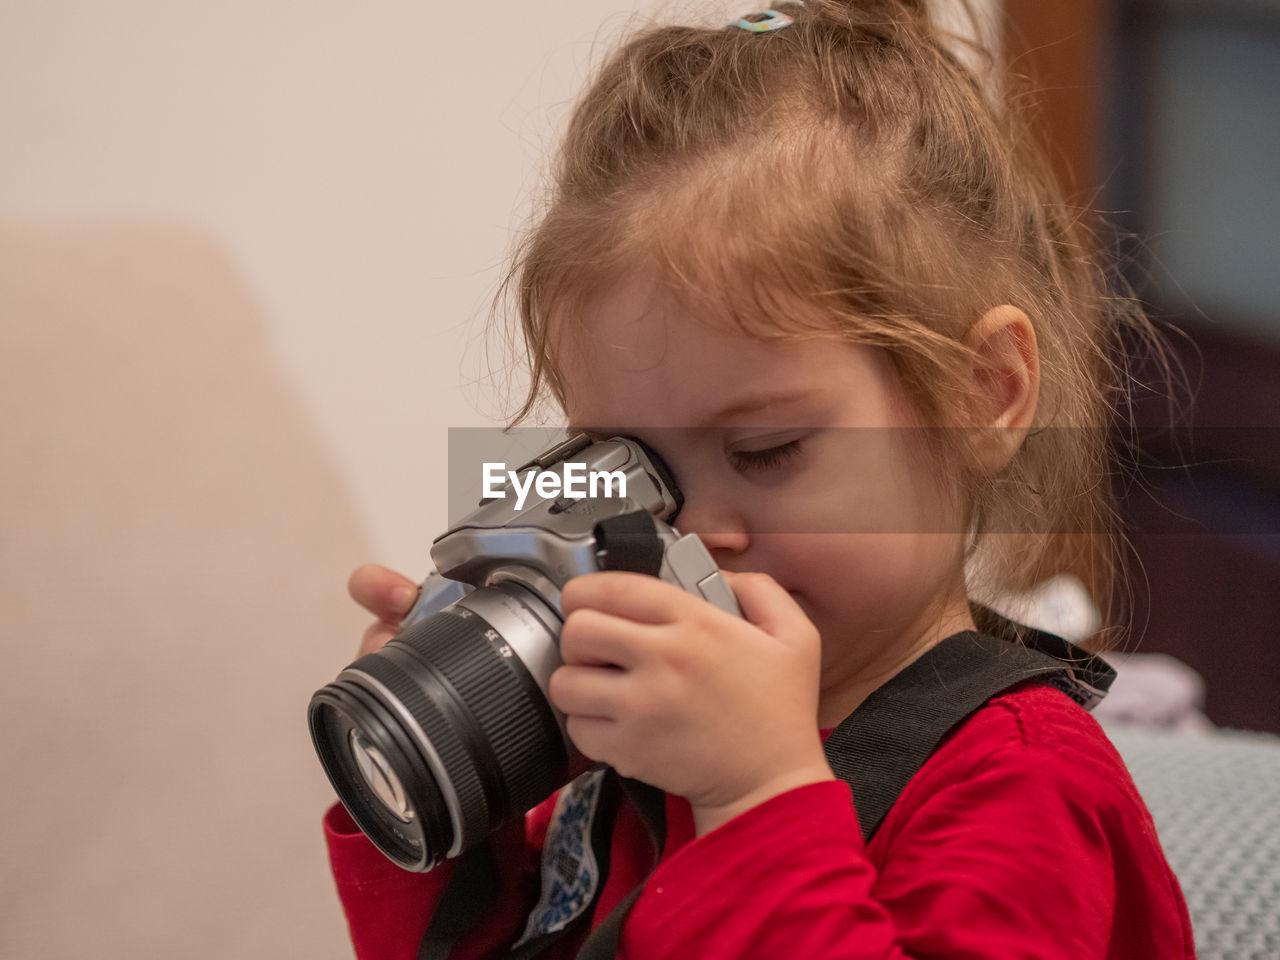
left=350, top=730, right=413, bottom=822
left=308, top=582, right=570, bottom=871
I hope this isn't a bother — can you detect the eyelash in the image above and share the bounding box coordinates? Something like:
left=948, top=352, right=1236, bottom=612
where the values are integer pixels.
left=728, top=439, right=804, bottom=474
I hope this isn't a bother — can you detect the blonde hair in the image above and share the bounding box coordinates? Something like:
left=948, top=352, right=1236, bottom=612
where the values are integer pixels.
left=497, top=0, right=1165, bottom=644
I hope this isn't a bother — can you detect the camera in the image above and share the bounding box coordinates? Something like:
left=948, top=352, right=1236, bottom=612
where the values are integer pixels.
left=308, top=434, right=740, bottom=871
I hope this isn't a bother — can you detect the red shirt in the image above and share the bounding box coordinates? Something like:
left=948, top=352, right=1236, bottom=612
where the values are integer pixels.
left=324, top=683, right=1194, bottom=959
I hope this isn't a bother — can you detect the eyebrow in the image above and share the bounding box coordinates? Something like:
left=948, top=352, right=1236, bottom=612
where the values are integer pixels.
left=701, top=389, right=814, bottom=426
left=569, top=389, right=815, bottom=436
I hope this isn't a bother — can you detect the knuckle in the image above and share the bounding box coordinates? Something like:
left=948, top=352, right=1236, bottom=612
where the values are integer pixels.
left=564, top=606, right=597, bottom=629
left=548, top=667, right=572, bottom=706
left=558, top=609, right=594, bottom=657
left=654, top=630, right=693, bottom=673
left=560, top=608, right=583, bottom=639
left=563, top=572, right=622, bottom=613
left=592, top=571, right=647, bottom=608
left=589, top=572, right=627, bottom=607
left=560, top=576, right=589, bottom=611
left=548, top=663, right=567, bottom=691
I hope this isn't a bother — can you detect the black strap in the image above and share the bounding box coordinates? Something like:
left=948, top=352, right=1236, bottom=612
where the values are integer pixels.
left=568, top=625, right=1114, bottom=959
left=417, top=844, right=500, bottom=960
left=573, top=777, right=666, bottom=960
left=823, top=627, right=1115, bottom=841
left=593, top=512, right=664, bottom=577
left=422, top=623, right=1114, bottom=959
left=420, top=513, right=665, bottom=960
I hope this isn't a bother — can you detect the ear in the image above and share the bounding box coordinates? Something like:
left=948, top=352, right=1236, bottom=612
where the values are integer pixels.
left=965, top=304, right=1039, bottom=474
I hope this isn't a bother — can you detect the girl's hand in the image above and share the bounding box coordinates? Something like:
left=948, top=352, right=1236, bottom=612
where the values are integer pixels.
left=549, top=570, right=835, bottom=836
left=347, top=563, right=420, bottom=656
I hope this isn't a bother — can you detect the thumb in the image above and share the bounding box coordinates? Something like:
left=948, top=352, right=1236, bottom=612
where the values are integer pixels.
left=722, top=572, right=817, bottom=645
left=348, top=563, right=420, bottom=623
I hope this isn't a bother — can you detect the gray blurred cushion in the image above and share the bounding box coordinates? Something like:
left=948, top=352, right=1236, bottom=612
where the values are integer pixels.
left=1106, top=723, right=1280, bottom=959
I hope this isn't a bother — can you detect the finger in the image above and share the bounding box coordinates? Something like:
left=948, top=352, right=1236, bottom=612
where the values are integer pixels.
left=359, top=619, right=397, bottom=657
left=563, top=714, right=619, bottom=766
left=722, top=572, right=816, bottom=644
left=348, top=564, right=420, bottom=623
left=549, top=664, right=627, bottom=719
left=560, top=607, right=646, bottom=669
left=560, top=571, right=695, bottom=625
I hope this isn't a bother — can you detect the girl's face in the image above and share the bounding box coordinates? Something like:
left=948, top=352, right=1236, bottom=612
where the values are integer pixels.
left=560, top=275, right=976, bottom=722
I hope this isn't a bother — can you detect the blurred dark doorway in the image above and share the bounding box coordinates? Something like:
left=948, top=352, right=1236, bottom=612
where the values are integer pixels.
left=1005, top=0, right=1280, bottom=733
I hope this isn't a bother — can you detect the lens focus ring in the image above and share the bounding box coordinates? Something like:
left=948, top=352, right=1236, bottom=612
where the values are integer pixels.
left=355, top=608, right=567, bottom=853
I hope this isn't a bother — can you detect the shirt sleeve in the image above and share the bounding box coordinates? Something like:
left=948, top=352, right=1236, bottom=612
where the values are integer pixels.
left=324, top=800, right=553, bottom=960
left=619, top=746, right=1192, bottom=960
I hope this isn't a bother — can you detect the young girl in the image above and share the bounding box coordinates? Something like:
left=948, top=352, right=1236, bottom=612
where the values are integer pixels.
left=325, top=2, right=1193, bottom=956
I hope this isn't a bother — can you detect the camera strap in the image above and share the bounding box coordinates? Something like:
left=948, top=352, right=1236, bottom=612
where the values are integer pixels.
left=824, top=626, right=1114, bottom=842
left=416, top=842, right=499, bottom=960
left=592, top=513, right=666, bottom=577
left=420, top=618, right=1113, bottom=960
left=566, top=623, right=1114, bottom=960
left=419, top=510, right=669, bottom=959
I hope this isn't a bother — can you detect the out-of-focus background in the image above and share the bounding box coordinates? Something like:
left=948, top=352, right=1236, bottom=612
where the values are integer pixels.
left=1003, top=0, right=1280, bottom=738
left=1, top=1, right=1277, bottom=958
left=1, top=4, right=680, bottom=957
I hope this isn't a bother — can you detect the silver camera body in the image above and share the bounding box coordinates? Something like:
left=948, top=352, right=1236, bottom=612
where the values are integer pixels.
left=309, top=434, right=739, bottom=871
left=406, top=433, right=739, bottom=736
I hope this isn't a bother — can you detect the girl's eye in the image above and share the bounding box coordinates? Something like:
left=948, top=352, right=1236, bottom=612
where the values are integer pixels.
left=728, top=438, right=804, bottom=474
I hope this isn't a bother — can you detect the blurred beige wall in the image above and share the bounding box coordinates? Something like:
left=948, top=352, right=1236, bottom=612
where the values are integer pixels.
left=0, top=5, right=672, bottom=958
left=0, top=221, right=373, bottom=959
left=0, top=0, right=746, bottom=572
left=0, top=3, right=995, bottom=958
left=0, top=0, right=995, bottom=569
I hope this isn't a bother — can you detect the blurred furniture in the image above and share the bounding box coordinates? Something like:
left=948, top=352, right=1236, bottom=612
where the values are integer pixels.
left=0, top=222, right=370, bottom=960
left=1107, top=723, right=1280, bottom=959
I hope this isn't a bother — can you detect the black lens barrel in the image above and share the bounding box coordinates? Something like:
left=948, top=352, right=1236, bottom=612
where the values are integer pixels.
left=309, top=679, right=452, bottom=869
left=309, top=601, right=569, bottom=872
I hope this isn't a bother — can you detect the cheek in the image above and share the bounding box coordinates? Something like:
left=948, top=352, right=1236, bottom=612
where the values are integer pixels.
left=747, top=433, right=963, bottom=538
left=838, top=434, right=965, bottom=535
left=766, top=534, right=965, bottom=635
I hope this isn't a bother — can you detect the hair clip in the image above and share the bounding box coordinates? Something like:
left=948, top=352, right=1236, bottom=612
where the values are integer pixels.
left=729, top=10, right=794, bottom=32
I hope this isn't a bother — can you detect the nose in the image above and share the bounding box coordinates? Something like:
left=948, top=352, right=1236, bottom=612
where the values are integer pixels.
left=673, top=489, right=750, bottom=562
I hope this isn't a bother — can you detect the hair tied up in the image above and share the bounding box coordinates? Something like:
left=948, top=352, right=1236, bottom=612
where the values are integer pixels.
left=812, top=0, right=935, bottom=26
left=846, top=0, right=929, bottom=13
